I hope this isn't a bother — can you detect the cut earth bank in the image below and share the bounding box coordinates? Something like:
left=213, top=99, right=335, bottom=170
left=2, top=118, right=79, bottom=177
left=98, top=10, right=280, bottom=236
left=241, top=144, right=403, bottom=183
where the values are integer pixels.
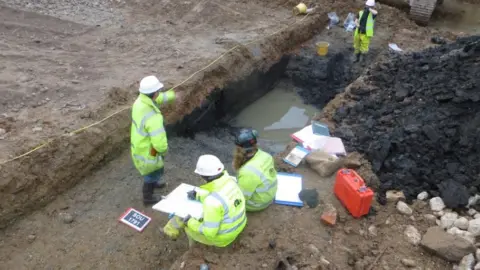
left=0, top=0, right=478, bottom=270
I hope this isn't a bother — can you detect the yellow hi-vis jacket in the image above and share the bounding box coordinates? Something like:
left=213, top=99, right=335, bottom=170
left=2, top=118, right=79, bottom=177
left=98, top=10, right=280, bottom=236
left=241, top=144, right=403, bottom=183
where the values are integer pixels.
left=130, top=90, right=175, bottom=176
left=237, top=149, right=278, bottom=211
left=186, top=171, right=247, bottom=247
left=355, top=10, right=375, bottom=37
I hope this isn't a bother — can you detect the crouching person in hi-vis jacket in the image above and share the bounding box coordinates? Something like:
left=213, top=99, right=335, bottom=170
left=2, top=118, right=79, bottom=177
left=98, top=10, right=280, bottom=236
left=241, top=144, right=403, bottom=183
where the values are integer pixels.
left=131, top=75, right=182, bottom=205
left=233, top=128, right=277, bottom=212
left=163, top=155, right=247, bottom=247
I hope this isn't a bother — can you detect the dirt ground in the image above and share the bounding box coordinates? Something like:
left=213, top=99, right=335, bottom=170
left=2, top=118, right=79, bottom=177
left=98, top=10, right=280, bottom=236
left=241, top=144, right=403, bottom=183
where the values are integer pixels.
left=0, top=0, right=479, bottom=269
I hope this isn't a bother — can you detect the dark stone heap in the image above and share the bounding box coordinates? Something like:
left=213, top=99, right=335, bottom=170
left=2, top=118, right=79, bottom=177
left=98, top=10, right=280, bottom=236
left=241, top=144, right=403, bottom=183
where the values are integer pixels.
left=287, top=50, right=357, bottom=109
left=332, top=36, right=480, bottom=208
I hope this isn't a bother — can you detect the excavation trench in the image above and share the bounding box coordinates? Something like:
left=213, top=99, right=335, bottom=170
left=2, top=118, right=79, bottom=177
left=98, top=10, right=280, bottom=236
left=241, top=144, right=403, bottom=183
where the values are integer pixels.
left=0, top=14, right=331, bottom=228
left=169, top=49, right=359, bottom=155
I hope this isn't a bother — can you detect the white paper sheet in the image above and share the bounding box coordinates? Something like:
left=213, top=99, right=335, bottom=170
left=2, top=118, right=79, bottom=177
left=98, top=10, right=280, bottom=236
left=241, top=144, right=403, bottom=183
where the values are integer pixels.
left=291, top=125, right=346, bottom=155
left=152, top=183, right=206, bottom=219
left=275, top=173, right=303, bottom=206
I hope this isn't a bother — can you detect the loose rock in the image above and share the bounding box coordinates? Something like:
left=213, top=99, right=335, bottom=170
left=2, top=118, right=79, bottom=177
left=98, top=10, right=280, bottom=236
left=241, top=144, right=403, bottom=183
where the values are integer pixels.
left=60, top=212, right=74, bottom=224
left=468, top=209, right=477, bottom=216
left=0, top=128, right=6, bottom=136
left=441, top=212, right=459, bottom=229
left=475, top=262, right=480, bottom=270
left=321, top=204, right=337, bottom=226
left=420, top=226, right=475, bottom=262
left=397, top=201, right=413, bottom=215
left=27, top=234, right=36, bottom=243
left=468, top=195, right=480, bottom=208
left=417, top=191, right=429, bottom=201
left=401, top=258, right=417, bottom=268
left=308, top=244, right=320, bottom=254
left=424, top=214, right=437, bottom=224
left=319, top=257, right=330, bottom=268
left=434, top=211, right=445, bottom=217
left=475, top=214, right=480, bottom=219
left=368, top=225, right=378, bottom=236
left=430, top=197, right=446, bottom=212
left=386, top=190, right=405, bottom=202
left=404, top=225, right=421, bottom=245
left=454, top=217, right=469, bottom=230
left=459, top=254, right=475, bottom=270
left=468, top=219, right=480, bottom=236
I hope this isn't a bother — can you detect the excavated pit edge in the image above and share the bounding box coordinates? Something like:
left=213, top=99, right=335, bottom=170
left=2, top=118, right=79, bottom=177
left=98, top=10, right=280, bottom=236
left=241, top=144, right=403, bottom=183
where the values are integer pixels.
left=0, top=14, right=326, bottom=228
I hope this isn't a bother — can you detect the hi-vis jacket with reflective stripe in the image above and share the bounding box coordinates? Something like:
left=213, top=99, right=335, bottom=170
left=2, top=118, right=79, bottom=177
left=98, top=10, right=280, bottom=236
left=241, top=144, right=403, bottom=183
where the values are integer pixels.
left=237, top=149, right=277, bottom=211
left=130, top=90, right=175, bottom=176
left=187, top=171, right=247, bottom=247
left=355, top=10, right=375, bottom=37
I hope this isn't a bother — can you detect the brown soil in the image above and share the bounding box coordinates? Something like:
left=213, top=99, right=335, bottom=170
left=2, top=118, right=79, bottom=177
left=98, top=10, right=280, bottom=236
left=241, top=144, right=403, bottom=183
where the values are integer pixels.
left=0, top=0, right=326, bottom=227
left=0, top=0, right=478, bottom=269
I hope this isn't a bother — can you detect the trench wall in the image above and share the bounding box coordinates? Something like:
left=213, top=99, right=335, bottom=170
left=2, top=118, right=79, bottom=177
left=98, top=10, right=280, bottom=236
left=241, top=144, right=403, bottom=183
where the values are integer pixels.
left=0, top=14, right=326, bottom=228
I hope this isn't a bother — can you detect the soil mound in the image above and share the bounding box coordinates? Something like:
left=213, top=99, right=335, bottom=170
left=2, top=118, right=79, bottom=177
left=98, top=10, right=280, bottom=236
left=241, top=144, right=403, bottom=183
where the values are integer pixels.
left=332, top=36, right=480, bottom=207
left=286, top=50, right=357, bottom=109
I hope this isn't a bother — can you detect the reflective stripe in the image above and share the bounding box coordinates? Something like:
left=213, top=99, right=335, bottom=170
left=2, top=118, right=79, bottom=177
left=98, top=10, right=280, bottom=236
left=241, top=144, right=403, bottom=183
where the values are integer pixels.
left=243, top=191, right=253, bottom=197
left=218, top=214, right=246, bottom=235
left=200, top=191, right=245, bottom=235
left=203, top=221, right=221, bottom=228
left=242, top=165, right=276, bottom=193
left=132, top=110, right=166, bottom=137
left=159, top=92, right=167, bottom=104
left=247, top=199, right=272, bottom=209
left=133, top=154, right=162, bottom=164
left=149, top=127, right=165, bottom=136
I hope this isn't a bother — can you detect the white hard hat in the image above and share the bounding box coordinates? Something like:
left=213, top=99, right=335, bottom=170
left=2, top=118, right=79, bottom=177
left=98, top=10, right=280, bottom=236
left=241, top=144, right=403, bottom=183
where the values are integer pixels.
left=366, top=0, right=375, bottom=6
left=194, top=155, right=225, bottom=176
left=139, top=75, right=164, bottom=94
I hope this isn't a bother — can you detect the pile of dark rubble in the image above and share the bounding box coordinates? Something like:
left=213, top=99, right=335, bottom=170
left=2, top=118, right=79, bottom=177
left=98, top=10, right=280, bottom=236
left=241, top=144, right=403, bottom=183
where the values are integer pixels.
left=332, top=36, right=480, bottom=208
left=286, top=50, right=357, bottom=109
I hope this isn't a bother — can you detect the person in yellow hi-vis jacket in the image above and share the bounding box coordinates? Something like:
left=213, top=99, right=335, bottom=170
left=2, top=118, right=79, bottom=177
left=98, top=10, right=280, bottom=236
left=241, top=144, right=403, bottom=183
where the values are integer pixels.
left=232, top=128, right=277, bottom=212
left=353, top=0, right=378, bottom=63
left=163, top=155, right=247, bottom=247
left=130, top=75, right=183, bottom=205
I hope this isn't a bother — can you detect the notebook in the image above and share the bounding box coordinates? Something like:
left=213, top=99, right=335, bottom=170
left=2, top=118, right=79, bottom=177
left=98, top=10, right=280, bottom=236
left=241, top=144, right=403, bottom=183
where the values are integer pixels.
left=275, top=173, right=304, bottom=207
left=311, top=121, right=330, bottom=136
left=152, top=183, right=206, bottom=219
left=283, top=145, right=310, bottom=167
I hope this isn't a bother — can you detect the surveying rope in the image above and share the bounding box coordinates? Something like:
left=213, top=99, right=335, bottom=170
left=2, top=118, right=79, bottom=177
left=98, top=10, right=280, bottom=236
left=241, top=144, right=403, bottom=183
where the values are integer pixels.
left=0, top=12, right=311, bottom=165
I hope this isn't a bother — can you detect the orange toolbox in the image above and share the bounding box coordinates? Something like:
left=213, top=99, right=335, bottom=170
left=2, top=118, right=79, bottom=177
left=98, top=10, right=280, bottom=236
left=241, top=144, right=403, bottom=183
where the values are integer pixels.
left=334, top=168, right=374, bottom=218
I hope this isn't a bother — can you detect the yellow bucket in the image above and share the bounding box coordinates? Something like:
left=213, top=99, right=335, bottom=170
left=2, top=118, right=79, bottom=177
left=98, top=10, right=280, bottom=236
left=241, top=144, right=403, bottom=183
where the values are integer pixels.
left=316, top=42, right=330, bottom=56
left=293, top=3, right=308, bottom=15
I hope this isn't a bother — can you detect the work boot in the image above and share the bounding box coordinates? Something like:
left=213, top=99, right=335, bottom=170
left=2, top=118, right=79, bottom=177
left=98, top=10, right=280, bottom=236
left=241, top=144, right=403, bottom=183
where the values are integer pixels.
left=359, top=53, right=365, bottom=62
left=143, top=183, right=161, bottom=205
left=354, top=53, right=360, bottom=63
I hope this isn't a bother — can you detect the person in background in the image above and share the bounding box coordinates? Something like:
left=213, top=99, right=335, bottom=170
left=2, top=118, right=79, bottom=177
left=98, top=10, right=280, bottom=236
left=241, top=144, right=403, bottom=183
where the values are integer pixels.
left=130, top=75, right=182, bottom=205
left=353, top=0, right=378, bottom=63
left=232, top=128, right=277, bottom=212
left=163, top=155, right=247, bottom=247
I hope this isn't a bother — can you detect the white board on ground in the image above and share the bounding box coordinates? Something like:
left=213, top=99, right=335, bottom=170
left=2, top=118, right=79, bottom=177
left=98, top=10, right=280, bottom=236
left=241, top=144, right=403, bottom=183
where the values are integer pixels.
left=152, top=183, right=206, bottom=219
left=275, top=172, right=304, bottom=207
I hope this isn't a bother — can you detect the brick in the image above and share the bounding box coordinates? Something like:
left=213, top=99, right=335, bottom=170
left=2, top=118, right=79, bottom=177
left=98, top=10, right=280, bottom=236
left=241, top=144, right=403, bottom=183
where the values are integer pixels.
left=321, top=204, right=337, bottom=226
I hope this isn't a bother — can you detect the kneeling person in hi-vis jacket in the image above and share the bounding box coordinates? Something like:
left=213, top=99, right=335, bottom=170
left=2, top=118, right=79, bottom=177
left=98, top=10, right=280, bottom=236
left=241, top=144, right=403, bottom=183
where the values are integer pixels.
left=233, top=128, right=278, bottom=212
left=163, top=155, right=247, bottom=247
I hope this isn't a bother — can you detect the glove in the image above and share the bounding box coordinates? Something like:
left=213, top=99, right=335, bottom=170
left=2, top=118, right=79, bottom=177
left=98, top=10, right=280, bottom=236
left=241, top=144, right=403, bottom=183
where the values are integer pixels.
left=182, top=215, right=191, bottom=226
left=149, top=147, right=157, bottom=157
left=187, top=190, right=197, bottom=200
